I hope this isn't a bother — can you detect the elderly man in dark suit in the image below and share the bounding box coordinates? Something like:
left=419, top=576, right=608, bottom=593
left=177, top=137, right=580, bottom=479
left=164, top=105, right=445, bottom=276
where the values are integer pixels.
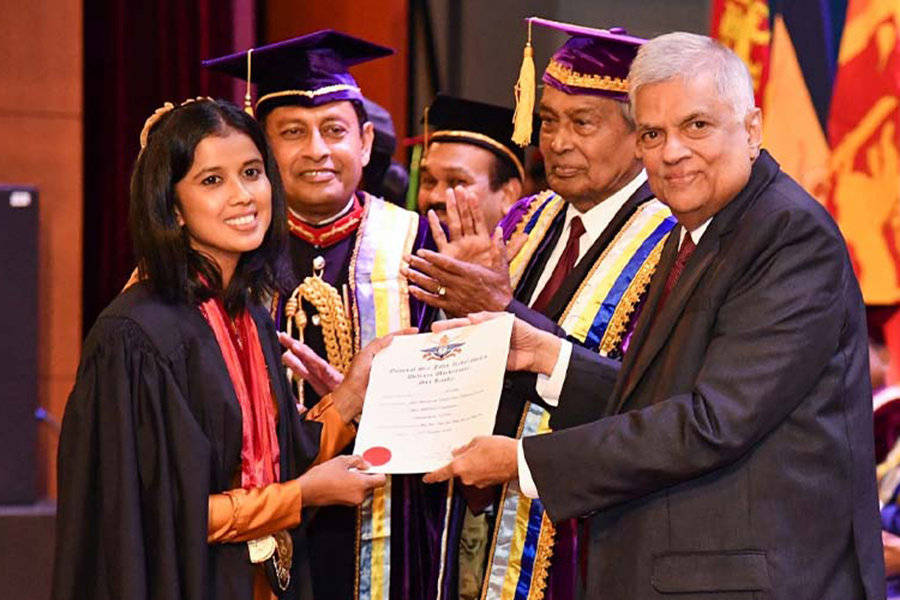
left=425, top=32, right=885, bottom=599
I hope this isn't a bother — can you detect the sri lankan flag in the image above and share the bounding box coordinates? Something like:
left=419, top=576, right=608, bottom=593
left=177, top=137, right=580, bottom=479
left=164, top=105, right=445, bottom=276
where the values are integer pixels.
left=713, top=0, right=900, bottom=304
left=828, top=0, right=900, bottom=304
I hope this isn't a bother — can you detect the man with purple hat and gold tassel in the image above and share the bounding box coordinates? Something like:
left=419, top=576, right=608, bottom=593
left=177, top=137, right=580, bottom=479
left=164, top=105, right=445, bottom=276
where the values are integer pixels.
left=406, top=18, right=676, bottom=599
left=205, top=31, right=450, bottom=600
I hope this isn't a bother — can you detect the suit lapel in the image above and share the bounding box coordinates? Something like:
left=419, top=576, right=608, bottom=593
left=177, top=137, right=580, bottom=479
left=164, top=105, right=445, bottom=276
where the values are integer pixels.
left=545, top=181, right=656, bottom=321
left=614, top=230, right=720, bottom=411
left=610, top=151, right=782, bottom=413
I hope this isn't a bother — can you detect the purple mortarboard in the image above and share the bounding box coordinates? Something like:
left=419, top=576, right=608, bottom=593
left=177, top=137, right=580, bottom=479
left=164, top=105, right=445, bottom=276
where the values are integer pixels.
left=202, top=30, right=394, bottom=117
left=511, top=17, right=645, bottom=146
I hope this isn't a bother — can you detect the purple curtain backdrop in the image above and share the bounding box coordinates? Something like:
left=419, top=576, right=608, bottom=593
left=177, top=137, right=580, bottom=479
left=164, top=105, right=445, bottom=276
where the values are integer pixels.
left=82, top=0, right=255, bottom=332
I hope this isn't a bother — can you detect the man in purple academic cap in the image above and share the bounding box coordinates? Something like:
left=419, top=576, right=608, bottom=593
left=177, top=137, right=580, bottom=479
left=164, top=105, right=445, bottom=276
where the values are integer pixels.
left=205, top=31, right=446, bottom=600
left=404, top=18, right=676, bottom=600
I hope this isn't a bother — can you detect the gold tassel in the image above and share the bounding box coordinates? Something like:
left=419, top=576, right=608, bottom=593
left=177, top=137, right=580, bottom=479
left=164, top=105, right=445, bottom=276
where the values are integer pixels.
left=244, top=48, right=255, bottom=117
left=511, top=19, right=535, bottom=147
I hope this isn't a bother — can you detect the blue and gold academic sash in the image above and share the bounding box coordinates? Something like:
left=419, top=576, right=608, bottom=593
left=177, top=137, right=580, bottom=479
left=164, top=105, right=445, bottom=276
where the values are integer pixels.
left=482, top=193, right=675, bottom=600
left=349, top=195, right=422, bottom=600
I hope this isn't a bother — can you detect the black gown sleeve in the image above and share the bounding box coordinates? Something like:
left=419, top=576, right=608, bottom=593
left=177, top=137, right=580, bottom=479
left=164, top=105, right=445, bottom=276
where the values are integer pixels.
left=52, top=318, right=211, bottom=600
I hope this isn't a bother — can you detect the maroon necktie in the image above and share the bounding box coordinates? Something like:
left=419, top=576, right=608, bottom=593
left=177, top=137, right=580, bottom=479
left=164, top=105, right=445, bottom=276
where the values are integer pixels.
left=532, top=216, right=586, bottom=314
left=621, top=232, right=697, bottom=397
left=656, top=233, right=696, bottom=313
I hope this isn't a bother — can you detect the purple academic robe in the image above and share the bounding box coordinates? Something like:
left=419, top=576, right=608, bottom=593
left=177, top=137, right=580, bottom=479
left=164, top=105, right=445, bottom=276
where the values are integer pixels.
left=273, top=193, right=449, bottom=600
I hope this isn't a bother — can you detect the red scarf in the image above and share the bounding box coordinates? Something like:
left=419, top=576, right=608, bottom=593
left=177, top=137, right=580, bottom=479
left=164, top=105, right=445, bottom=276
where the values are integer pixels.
left=199, top=297, right=281, bottom=488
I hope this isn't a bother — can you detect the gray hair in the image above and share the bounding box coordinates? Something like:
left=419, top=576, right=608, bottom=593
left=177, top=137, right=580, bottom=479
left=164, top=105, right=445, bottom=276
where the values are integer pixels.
left=628, top=32, right=755, bottom=118
left=617, top=99, right=635, bottom=130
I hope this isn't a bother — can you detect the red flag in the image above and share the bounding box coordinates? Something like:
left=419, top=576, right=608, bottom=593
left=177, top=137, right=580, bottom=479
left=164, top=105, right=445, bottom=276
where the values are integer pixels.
left=827, top=0, right=900, bottom=304
left=711, top=0, right=772, bottom=106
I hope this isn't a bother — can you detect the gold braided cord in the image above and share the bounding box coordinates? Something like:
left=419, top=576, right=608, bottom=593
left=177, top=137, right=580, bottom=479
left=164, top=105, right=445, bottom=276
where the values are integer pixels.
left=244, top=48, right=255, bottom=116
left=354, top=507, right=363, bottom=600
left=285, top=276, right=354, bottom=375
left=347, top=199, right=368, bottom=597
left=282, top=289, right=307, bottom=407
left=256, top=84, right=362, bottom=110
left=530, top=514, right=557, bottom=600
left=348, top=200, right=372, bottom=355
left=545, top=59, right=629, bottom=93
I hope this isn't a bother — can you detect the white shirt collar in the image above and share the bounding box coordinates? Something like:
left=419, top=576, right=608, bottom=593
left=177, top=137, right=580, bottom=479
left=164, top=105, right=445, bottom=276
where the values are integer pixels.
left=679, top=217, right=713, bottom=248
left=563, top=169, right=647, bottom=246
left=526, top=170, right=648, bottom=307
left=288, top=196, right=356, bottom=226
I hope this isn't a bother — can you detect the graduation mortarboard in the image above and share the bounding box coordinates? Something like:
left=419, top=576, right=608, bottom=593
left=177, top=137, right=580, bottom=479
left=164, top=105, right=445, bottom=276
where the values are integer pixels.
left=511, top=17, right=645, bottom=146
left=202, top=30, right=394, bottom=117
left=425, top=94, right=536, bottom=181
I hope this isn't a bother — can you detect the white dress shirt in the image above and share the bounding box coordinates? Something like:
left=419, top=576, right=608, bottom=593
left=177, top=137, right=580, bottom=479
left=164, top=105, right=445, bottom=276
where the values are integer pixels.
left=527, top=171, right=647, bottom=306
left=518, top=215, right=713, bottom=499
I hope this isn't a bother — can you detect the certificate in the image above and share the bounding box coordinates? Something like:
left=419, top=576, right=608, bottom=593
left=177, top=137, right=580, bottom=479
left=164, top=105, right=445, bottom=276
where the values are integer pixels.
left=353, top=314, right=514, bottom=474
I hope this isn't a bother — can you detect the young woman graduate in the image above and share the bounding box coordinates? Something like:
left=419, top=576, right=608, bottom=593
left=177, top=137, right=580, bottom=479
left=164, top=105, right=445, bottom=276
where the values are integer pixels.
left=51, top=98, right=399, bottom=600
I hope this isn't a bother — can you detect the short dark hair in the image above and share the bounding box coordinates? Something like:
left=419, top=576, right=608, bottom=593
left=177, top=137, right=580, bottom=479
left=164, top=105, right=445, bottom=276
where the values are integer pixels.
left=488, top=154, right=521, bottom=192
left=129, top=99, right=290, bottom=316
left=257, top=98, right=369, bottom=132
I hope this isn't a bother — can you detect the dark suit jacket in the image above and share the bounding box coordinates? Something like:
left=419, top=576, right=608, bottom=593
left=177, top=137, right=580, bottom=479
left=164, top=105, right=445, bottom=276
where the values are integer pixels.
left=523, top=152, right=885, bottom=599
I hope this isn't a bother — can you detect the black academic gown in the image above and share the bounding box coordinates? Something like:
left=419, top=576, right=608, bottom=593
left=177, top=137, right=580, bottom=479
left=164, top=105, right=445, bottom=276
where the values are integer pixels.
left=51, top=283, right=322, bottom=600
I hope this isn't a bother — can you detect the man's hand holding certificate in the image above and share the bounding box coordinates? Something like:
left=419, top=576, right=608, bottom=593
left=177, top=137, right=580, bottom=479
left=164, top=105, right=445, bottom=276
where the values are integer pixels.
left=353, top=313, right=514, bottom=473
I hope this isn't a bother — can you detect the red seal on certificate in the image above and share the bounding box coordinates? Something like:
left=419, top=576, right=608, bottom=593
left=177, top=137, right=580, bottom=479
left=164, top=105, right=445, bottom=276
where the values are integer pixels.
left=363, top=446, right=392, bottom=467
